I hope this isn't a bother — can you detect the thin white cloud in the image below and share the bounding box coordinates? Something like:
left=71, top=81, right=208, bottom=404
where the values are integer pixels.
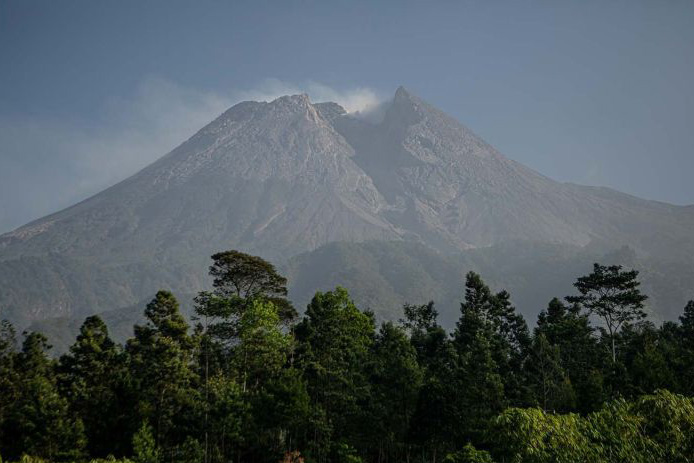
left=0, top=78, right=383, bottom=233
left=233, top=78, right=382, bottom=113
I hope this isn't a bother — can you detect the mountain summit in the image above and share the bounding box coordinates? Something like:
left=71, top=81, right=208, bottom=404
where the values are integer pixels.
left=2, top=87, right=693, bottom=328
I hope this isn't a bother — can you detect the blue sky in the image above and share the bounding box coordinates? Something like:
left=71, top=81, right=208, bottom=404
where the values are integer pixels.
left=1, top=0, right=693, bottom=233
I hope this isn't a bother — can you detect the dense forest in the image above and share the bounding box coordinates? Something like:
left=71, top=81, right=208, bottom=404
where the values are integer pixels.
left=1, top=250, right=694, bottom=463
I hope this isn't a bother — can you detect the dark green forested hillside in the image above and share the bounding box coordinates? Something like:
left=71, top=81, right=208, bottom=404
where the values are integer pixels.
left=28, top=240, right=694, bottom=356
left=286, top=240, right=694, bottom=325
left=2, top=250, right=694, bottom=463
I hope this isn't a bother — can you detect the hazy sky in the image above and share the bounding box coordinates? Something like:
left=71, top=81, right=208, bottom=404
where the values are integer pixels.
left=1, top=1, right=693, bottom=233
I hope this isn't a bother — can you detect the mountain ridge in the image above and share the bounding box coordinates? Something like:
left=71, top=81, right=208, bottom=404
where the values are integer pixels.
left=1, top=87, right=693, bottom=329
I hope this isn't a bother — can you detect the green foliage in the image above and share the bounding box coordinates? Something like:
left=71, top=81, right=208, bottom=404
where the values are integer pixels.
left=58, top=316, right=127, bottom=457
left=334, top=443, right=363, bottom=463
left=245, top=367, right=310, bottom=458
left=235, top=299, right=291, bottom=392
left=631, top=390, right=694, bottom=461
left=193, top=252, right=301, bottom=462
left=443, top=444, right=494, bottom=463
left=175, top=437, right=204, bottom=463
left=204, top=374, right=246, bottom=461
left=454, top=273, right=531, bottom=404
left=1, top=332, right=86, bottom=462
left=141, top=291, right=190, bottom=344
left=680, top=300, right=694, bottom=336
left=567, top=263, right=648, bottom=363
left=0, top=456, right=136, bottom=463
left=448, top=272, right=531, bottom=444
left=295, top=287, right=375, bottom=462
left=0, top=320, right=16, bottom=356
left=0, top=321, right=18, bottom=453
left=194, top=249, right=298, bottom=352
left=127, top=291, right=196, bottom=454
left=489, top=407, right=592, bottom=462
left=677, top=300, right=694, bottom=395
left=489, top=390, right=694, bottom=463
left=205, top=250, right=296, bottom=323
left=366, top=322, right=423, bottom=459
left=534, top=298, right=603, bottom=412
left=18, top=457, right=49, bottom=463
left=526, top=334, right=575, bottom=412
left=2, top=252, right=694, bottom=463
left=132, top=422, right=159, bottom=463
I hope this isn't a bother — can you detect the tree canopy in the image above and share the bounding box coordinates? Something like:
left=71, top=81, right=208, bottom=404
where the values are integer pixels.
left=0, top=252, right=692, bottom=463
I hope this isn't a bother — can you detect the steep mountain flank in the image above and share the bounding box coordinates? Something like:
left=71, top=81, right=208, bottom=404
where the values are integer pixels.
left=334, top=88, right=694, bottom=256
left=1, top=87, right=692, bottom=329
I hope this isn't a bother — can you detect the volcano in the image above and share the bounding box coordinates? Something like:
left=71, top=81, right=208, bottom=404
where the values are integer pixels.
left=2, top=87, right=693, bottom=336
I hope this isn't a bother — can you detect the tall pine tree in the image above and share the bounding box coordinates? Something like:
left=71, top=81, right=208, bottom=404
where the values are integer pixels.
left=127, top=291, right=197, bottom=456
left=295, top=287, right=375, bottom=463
left=2, top=332, right=86, bottom=461
left=58, top=315, right=128, bottom=457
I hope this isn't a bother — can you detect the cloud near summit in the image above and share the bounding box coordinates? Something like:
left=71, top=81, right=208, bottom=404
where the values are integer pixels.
left=0, top=77, right=382, bottom=234
left=235, top=78, right=382, bottom=114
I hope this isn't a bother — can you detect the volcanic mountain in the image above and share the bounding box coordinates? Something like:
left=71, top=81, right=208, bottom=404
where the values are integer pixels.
left=2, top=87, right=693, bottom=335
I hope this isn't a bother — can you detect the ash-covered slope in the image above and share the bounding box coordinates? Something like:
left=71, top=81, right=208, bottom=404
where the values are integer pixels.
left=1, top=87, right=693, bottom=328
left=0, top=94, right=398, bottom=261
left=0, top=94, right=401, bottom=325
left=334, top=87, right=694, bottom=256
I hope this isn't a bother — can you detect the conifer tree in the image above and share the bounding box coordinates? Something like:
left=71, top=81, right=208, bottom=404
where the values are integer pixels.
left=402, top=301, right=449, bottom=370
left=234, top=299, right=291, bottom=392
left=294, top=287, right=375, bottom=462
left=133, top=421, right=160, bottom=463
left=0, top=320, right=17, bottom=457
left=451, top=273, right=508, bottom=445
left=526, top=333, right=575, bottom=412
left=127, top=291, right=197, bottom=454
left=58, top=315, right=127, bottom=457
left=3, top=332, right=86, bottom=461
left=680, top=300, right=694, bottom=343
left=453, top=272, right=494, bottom=352
left=367, top=322, right=423, bottom=461
left=535, top=298, right=603, bottom=412
left=492, top=289, right=532, bottom=405
left=676, top=300, right=694, bottom=395
left=403, top=302, right=456, bottom=460
left=205, top=374, right=246, bottom=462
left=453, top=273, right=530, bottom=405
left=620, top=322, right=675, bottom=395
left=456, top=331, right=505, bottom=444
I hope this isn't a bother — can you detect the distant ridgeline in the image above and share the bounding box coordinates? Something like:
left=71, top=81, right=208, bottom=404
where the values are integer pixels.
left=1, top=250, right=694, bottom=463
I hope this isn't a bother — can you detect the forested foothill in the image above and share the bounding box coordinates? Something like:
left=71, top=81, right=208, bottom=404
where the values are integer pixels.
left=1, top=251, right=693, bottom=463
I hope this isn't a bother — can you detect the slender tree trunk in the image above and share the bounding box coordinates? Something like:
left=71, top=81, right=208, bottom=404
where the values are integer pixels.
left=243, top=350, right=248, bottom=393
left=204, top=319, right=210, bottom=463
left=157, top=388, right=165, bottom=447
left=608, top=323, right=616, bottom=363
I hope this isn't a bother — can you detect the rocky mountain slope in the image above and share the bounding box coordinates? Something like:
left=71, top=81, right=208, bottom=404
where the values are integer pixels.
left=2, top=87, right=693, bottom=330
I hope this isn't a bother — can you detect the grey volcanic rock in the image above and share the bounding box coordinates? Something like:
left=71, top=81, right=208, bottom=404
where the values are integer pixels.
left=0, top=95, right=398, bottom=259
left=335, top=87, right=694, bottom=255
left=1, top=87, right=693, bottom=328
